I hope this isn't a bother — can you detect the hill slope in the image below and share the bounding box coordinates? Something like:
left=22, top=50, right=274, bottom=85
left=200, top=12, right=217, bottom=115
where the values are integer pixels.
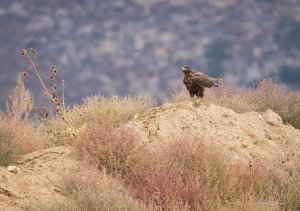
left=130, top=100, right=300, bottom=163
left=1, top=100, right=299, bottom=210
left=0, top=146, right=75, bottom=210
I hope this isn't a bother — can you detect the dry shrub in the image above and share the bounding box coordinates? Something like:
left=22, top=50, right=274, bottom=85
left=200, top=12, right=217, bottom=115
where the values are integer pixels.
left=251, top=79, right=300, bottom=129
left=259, top=153, right=300, bottom=211
left=0, top=118, right=43, bottom=166
left=78, top=124, right=140, bottom=175
left=6, top=74, right=34, bottom=121
left=39, top=168, right=153, bottom=211
left=0, top=125, right=18, bottom=166
left=131, top=138, right=299, bottom=210
left=75, top=124, right=300, bottom=210
left=0, top=74, right=44, bottom=164
left=205, top=83, right=256, bottom=113
left=70, top=95, right=154, bottom=127
left=176, top=79, right=300, bottom=129
left=44, top=95, right=154, bottom=146
left=125, top=138, right=237, bottom=210
left=77, top=130, right=259, bottom=210
left=3, top=120, right=44, bottom=154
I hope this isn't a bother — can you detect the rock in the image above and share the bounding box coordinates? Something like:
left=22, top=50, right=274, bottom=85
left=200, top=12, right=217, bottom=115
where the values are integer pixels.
left=7, top=165, right=20, bottom=174
left=264, top=109, right=283, bottom=126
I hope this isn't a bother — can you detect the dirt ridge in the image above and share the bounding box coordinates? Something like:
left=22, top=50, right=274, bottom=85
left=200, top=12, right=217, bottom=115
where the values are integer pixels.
left=1, top=101, right=300, bottom=210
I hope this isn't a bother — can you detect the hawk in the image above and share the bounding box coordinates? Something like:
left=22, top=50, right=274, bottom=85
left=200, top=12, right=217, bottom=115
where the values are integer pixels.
left=182, top=65, right=221, bottom=98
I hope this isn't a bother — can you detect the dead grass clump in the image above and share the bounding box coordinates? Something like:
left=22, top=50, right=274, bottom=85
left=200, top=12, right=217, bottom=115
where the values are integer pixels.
left=0, top=116, right=44, bottom=164
left=6, top=73, right=34, bottom=121
left=125, top=138, right=238, bottom=210
left=3, top=120, right=44, bottom=154
left=259, top=154, right=300, bottom=211
left=205, top=83, right=256, bottom=113
left=0, top=74, right=44, bottom=162
left=68, top=95, right=154, bottom=127
left=44, top=95, right=154, bottom=146
left=75, top=126, right=300, bottom=210
left=133, top=138, right=300, bottom=210
left=78, top=124, right=140, bottom=175
left=0, top=125, right=18, bottom=166
left=251, top=79, right=300, bottom=128
left=39, top=168, right=153, bottom=211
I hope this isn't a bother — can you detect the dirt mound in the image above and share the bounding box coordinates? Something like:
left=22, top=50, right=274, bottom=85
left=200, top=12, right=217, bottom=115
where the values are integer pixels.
left=1, top=100, right=299, bottom=210
left=130, top=100, right=300, bottom=164
left=0, top=146, right=83, bottom=210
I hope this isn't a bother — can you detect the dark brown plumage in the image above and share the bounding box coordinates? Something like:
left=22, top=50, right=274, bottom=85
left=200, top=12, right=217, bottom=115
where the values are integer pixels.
left=182, top=65, right=221, bottom=98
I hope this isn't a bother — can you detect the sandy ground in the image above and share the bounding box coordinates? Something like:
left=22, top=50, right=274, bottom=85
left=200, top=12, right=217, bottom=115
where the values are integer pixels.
left=129, top=100, right=300, bottom=165
left=0, top=146, right=79, bottom=210
left=1, top=100, right=300, bottom=210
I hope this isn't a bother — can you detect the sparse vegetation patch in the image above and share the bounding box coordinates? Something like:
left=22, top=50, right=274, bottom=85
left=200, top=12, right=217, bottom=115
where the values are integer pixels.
left=177, top=79, right=300, bottom=129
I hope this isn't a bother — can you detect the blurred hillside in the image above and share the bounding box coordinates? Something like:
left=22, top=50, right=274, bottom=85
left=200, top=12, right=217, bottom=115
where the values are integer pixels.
left=1, top=0, right=300, bottom=107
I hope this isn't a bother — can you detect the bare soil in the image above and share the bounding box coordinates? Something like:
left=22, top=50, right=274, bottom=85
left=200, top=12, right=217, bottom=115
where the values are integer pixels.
left=0, top=146, right=79, bottom=210
left=129, top=100, right=300, bottom=165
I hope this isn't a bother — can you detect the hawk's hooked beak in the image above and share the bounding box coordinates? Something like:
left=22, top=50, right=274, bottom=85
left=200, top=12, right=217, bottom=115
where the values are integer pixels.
left=182, top=65, right=191, bottom=74
left=182, top=65, right=190, bottom=70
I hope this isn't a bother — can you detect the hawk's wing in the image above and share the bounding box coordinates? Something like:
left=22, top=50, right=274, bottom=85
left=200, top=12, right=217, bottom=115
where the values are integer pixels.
left=192, top=73, right=215, bottom=88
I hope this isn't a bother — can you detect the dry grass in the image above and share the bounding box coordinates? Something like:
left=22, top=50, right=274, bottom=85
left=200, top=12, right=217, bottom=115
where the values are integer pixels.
left=128, top=139, right=230, bottom=210
left=39, top=167, right=154, bottom=211
left=6, top=73, right=34, bottom=121
left=78, top=124, right=140, bottom=175
left=176, top=79, right=300, bottom=129
left=250, top=79, right=300, bottom=129
left=43, top=95, right=154, bottom=146
left=0, top=63, right=154, bottom=165
left=0, top=75, right=44, bottom=166
left=0, top=125, right=18, bottom=166
left=0, top=120, right=43, bottom=167
left=1, top=120, right=44, bottom=154
left=78, top=126, right=300, bottom=210
left=124, top=138, right=258, bottom=210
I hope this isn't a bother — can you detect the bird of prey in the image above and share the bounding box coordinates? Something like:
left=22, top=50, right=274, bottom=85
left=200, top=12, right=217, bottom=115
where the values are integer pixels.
left=182, top=65, right=221, bottom=98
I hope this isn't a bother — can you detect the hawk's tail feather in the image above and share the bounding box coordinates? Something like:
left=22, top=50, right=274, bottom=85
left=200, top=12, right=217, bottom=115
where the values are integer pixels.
left=212, top=78, right=223, bottom=87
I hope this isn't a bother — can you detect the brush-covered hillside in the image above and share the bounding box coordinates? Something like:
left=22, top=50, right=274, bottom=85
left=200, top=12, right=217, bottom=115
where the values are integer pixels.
left=0, top=71, right=300, bottom=210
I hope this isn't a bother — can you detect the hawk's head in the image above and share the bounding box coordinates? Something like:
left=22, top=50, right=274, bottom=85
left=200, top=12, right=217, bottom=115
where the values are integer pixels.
left=182, top=65, right=192, bottom=74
